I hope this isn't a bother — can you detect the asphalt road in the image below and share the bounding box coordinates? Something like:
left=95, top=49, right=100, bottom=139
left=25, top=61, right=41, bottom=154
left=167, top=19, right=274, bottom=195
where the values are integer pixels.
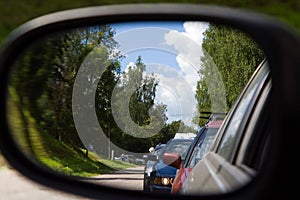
left=85, top=165, right=144, bottom=190
left=0, top=165, right=144, bottom=199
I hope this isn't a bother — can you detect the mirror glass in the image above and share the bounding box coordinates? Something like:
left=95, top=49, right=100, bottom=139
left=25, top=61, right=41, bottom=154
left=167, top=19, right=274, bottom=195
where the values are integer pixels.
left=6, top=21, right=265, bottom=195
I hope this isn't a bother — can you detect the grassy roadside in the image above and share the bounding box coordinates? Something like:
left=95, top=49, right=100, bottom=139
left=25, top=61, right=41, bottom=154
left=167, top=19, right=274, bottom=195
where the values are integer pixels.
left=2, top=87, right=136, bottom=177
left=0, top=155, right=9, bottom=170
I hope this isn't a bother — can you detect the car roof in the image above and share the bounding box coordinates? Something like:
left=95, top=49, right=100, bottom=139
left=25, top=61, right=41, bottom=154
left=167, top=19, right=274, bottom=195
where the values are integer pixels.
left=205, top=120, right=224, bottom=128
left=154, top=144, right=166, bottom=150
left=173, top=132, right=196, bottom=139
left=167, top=138, right=194, bottom=144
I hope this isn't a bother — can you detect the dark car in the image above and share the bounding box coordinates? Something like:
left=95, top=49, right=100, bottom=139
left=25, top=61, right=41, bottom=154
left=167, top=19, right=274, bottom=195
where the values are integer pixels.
left=144, top=138, right=193, bottom=193
left=143, top=143, right=166, bottom=191
left=165, top=120, right=223, bottom=194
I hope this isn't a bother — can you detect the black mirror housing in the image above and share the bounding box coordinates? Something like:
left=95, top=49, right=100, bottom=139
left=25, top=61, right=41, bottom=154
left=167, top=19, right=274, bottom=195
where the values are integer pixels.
left=0, top=3, right=299, bottom=200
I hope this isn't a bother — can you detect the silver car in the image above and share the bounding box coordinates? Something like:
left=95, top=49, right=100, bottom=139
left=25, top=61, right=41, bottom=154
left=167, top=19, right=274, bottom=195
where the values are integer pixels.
left=181, top=59, right=270, bottom=195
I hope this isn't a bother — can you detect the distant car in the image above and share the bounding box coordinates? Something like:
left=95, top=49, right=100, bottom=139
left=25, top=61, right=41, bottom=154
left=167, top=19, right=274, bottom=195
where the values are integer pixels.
left=143, top=138, right=193, bottom=193
left=114, top=154, right=125, bottom=161
left=134, top=156, right=146, bottom=165
left=125, top=155, right=136, bottom=163
left=165, top=120, right=223, bottom=194
left=115, top=154, right=145, bottom=165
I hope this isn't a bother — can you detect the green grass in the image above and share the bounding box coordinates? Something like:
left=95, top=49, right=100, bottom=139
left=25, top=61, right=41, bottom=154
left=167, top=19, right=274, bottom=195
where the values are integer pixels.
left=6, top=87, right=136, bottom=177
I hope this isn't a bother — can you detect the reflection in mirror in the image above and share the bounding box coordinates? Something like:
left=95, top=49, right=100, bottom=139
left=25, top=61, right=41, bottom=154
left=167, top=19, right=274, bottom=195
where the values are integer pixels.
left=7, top=21, right=265, bottom=194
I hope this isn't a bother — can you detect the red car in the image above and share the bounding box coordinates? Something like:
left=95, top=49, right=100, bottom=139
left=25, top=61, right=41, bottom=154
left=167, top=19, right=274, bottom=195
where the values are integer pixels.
left=163, top=120, right=223, bottom=194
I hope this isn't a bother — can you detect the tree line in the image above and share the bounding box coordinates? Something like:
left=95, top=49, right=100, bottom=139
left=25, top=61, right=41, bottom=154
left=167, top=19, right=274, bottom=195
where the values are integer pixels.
left=10, top=23, right=264, bottom=159
left=196, top=24, right=264, bottom=125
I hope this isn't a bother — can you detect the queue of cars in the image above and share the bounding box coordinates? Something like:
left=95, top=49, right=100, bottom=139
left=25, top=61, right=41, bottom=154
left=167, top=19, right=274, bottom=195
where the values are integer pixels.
left=154, top=59, right=269, bottom=195
left=144, top=59, right=269, bottom=195
left=179, top=59, right=271, bottom=195
left=143, top=119, right=223, bottom=194
left=168, top=120, right=223, bottom=194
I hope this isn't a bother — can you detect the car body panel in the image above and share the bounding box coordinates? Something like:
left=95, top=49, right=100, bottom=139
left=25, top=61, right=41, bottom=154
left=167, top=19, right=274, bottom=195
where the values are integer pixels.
left=172, top=166, right=192, bottom=194
left=181, top=152, right=253, bottom=194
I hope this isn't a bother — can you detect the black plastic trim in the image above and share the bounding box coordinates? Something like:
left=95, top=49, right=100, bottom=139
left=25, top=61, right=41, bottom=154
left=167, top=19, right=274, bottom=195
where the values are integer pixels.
left=1, top=3, right=300, bottom=200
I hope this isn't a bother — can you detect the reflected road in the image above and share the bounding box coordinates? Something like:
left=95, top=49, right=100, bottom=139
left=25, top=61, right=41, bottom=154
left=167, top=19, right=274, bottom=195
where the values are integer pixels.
left=0, top=165, right=144, bottom=199
left=0, top=167, right=92, bottom=199
left=85, top=165, right=144, bottom=190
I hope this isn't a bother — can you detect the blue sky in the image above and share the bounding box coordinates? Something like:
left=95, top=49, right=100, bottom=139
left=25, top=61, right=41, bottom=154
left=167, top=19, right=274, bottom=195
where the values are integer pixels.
left=110, top=21, right=209, bottom=129
left=112, top=21, right=186, bottom=34
left=112, top=21, right=185, bottom=71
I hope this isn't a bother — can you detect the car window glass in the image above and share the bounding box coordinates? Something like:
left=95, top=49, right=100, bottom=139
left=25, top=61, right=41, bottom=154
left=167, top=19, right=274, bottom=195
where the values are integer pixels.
left=217, top=62, right=269, bottom=161
left=186, top=128, right=219, bottom=168
left=241, top=80, right=271, bottom=170
left=154, top=148, right=163, bottom=157
left=163, top=140, right=192, bottom=160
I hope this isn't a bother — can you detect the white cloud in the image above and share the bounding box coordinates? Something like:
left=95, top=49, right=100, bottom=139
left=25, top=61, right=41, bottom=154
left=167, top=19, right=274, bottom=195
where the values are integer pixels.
left=183, top=21, right=208, bottom=44
left=158, top=21, right=209, bottom=127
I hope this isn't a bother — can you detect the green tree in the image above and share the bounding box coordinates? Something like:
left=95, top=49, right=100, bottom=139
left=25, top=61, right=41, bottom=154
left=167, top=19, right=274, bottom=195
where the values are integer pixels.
left=109, top=56, right=168, bottom=153
left=196, top=24, right=265, bottom=126
left=11, top=25, right=120, bottom=153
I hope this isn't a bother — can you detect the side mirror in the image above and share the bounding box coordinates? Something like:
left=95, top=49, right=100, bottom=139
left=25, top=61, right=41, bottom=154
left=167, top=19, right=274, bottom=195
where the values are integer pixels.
left=0, top=3, right=299, bottom=200
left=162, top=153, right=182, bottom=169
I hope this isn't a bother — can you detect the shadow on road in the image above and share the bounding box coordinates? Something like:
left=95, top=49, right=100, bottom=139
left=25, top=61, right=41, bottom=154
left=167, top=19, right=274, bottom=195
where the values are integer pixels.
left=81, top=165, right=145, bottom=190
left=86, top=177, right=143, bottom=181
